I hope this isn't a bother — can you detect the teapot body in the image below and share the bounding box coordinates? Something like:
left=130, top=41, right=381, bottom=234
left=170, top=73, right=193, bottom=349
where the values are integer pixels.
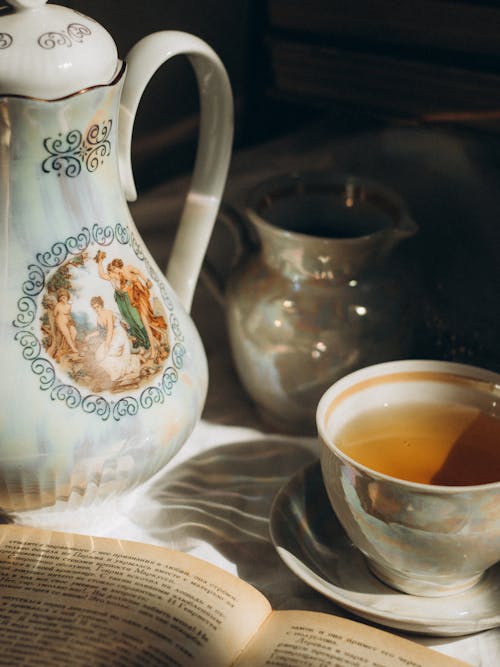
left=0, top=72, right=208, bottom=511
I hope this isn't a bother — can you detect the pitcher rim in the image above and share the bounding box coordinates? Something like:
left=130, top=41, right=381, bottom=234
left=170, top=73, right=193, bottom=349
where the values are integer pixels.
left=245, top=170, right=417, bottom=244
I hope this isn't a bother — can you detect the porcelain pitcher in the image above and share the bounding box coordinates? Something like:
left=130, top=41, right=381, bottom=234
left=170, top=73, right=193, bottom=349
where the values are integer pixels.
left=225, top=172, right=418, bottom=435
left=0, top=1, right=233, bottom=511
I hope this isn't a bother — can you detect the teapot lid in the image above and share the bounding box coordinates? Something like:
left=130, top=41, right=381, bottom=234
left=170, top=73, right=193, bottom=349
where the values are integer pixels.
left=0, top=0, right=119, bottom=99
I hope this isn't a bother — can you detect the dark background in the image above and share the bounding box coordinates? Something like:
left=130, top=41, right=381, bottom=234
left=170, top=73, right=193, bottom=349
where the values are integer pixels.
left=19, top=1, right=500, bottom=370
left=60, top=0, right=331, bottom=191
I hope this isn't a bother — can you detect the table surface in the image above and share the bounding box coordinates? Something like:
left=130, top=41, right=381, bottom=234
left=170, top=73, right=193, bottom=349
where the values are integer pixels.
left=21, top=122, right=500, bottom=667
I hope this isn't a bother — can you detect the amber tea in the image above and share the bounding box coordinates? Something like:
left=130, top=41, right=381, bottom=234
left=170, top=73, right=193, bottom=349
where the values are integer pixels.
left=336, top=401, right=500, bottom=485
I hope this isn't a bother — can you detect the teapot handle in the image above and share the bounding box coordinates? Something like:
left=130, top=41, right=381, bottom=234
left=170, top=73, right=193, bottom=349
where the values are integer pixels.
left=118, top=31, right=233, bottom=313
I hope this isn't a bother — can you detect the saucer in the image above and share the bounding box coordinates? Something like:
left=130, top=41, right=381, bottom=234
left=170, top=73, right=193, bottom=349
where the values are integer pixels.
left=269, top=460, right=500, bottom=636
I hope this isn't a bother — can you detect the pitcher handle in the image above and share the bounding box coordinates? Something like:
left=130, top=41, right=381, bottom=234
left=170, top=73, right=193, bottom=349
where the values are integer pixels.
left=118, top=31, right=233, bottom=313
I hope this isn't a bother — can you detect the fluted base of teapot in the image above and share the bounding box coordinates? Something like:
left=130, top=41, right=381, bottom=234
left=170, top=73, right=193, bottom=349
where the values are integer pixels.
left=9, top=483, right=159, bottom=539
left=0, top=466, right=160, bottom=536
left=0, top=467, right=148, bottom=514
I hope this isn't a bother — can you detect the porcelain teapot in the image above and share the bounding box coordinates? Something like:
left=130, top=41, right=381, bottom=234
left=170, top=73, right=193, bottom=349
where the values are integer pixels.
left=0, top=0, right=233, bottom=512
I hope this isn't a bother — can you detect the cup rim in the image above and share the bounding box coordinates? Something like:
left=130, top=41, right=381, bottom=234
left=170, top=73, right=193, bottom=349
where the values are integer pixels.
left=316, top=359, right=500, bottom=493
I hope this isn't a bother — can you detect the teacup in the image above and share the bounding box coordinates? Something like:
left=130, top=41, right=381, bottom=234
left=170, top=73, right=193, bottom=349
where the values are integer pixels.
left=316, top=359, right=500, bottom=596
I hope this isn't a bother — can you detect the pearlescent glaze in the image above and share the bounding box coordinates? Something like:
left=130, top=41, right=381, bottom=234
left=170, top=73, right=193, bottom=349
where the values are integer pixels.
left=317, top=360, right=500, bottom=597
left=226, top=172, right=418, bottom=435
left=270, top=461, right=500, bottom=635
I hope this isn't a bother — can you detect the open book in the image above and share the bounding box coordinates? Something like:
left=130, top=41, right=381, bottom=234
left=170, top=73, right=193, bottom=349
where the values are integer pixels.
left=0, top=525, right=468, bottom=666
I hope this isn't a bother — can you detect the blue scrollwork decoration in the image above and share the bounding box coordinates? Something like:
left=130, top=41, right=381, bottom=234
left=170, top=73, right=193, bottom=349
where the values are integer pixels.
left=82, top=395, right=111, bottom=420
left=128, top=232, right=146, bottom=261
left=67, top=229, right=92, bottom=254
left=32, top=358, right=56, bottom=391
left=170, top=315, right=184, bottom=342
left=36, top=228, right=91, bottom=267
left=161, top=367, right=178, bottom=396
left=115, top=224, right=130, bottom=245
left=140, top=386, right=165, bottom=409
left=42, top=120, right=112, bottom=177
left=171, top=343, right=186, bottom=370
left=15, top=330, right=41, bottom=360
left=37, top=241, right=71, bottom=268
left=50, top=384, right=82, bottom=408
left=113, top=397, right=139, bottom=421
left=22, top=265, right=46, bottom=297
left=0, top=33, right=13, bottom=49
left=92, top=224, right=115, bottom=247
left=13, top=297, right=37, bottom=328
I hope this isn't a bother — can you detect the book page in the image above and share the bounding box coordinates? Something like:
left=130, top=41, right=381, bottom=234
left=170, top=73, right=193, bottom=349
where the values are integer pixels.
left=0, top=525, right=271, bottom=667
left=233, top=610, right=469, bottom=667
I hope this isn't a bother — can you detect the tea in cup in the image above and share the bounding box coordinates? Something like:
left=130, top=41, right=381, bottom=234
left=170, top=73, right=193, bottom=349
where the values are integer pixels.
left=316, top=359, right=500, bottom=596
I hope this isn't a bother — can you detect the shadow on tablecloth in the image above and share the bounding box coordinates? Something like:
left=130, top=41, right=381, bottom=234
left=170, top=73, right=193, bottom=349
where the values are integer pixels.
left=128, top=437, right=338, bottom=610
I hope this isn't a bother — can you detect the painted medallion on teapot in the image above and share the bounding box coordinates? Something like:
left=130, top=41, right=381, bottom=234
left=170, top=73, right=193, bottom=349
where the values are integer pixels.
left=14, top=223, right=185, bottom=421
